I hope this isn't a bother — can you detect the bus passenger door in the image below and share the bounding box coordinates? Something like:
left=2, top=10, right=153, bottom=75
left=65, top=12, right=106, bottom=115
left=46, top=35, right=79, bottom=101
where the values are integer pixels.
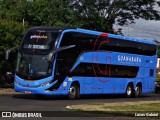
left=92, top=77, right=103, bottom=94
left=83, top=77, right=93, bottom=94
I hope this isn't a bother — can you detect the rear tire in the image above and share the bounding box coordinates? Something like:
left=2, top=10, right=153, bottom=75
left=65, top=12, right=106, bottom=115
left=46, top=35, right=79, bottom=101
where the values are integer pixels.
left=134, top=85, right=142, bottom=97
left=126, top=84, right=133, bottom=98
left=68, top=84, right=79, bottom=100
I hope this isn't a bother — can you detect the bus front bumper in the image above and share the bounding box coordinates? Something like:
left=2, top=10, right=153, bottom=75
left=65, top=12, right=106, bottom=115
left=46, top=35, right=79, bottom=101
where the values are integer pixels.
left=14, top=82, right=69, bottom=96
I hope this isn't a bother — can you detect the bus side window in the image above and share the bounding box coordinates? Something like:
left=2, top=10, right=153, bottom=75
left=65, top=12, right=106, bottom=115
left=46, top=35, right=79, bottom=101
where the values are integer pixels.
left=150, top=69, right=154, bottom=77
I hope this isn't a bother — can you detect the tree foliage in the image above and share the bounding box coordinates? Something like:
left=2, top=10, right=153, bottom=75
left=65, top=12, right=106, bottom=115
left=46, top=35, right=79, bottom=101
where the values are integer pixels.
left=7, top=0, right=82, bottom=28
left=1, top=0, right=160, bottom=32
left=0, top=19, right=25, bottom=74
left=71, top=0, right=160, bottom=33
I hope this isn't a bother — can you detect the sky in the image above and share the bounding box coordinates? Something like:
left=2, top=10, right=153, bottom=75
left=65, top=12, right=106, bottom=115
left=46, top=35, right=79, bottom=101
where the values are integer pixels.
left=120, top=1, right=160, bottom=42
left=121, top=19, right=160, bottom=42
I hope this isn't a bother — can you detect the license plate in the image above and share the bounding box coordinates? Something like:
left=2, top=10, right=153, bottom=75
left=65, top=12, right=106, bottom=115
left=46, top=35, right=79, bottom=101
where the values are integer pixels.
left=25, top=91, right=31, bottom=94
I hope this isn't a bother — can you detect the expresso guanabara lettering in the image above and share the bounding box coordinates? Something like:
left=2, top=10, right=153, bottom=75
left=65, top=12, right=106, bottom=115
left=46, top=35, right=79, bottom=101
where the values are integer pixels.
left=118, top=55, right=141, bottom=63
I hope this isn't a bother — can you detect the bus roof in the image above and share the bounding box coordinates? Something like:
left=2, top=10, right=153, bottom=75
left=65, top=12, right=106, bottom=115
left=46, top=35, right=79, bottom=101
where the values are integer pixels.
left=28, top=27, right=157, bottom=45
left=28, top=26, right=74, bottom=32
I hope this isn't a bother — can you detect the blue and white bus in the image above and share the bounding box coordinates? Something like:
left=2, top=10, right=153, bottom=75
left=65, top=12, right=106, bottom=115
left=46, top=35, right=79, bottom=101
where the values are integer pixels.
left=7, top=27, right=157, bottom=99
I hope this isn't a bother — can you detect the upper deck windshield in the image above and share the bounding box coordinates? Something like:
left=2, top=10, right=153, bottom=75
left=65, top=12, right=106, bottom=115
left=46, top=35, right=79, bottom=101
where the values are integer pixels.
left=21, top=31, right=59, bottom=54
left=16, top=30, right=60, bottom=80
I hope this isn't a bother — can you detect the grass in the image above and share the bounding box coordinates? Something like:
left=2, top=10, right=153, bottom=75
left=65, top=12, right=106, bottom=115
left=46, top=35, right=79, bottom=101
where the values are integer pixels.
left=102, top=102, right=160, bottom=111
left=66, top=101, right=160, bottom=117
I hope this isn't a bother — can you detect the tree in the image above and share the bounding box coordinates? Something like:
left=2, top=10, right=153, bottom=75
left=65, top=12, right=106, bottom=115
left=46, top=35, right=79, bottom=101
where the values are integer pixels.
left=1, top=0, right=160, bottom=33
left=0, top=19, right=25, bottom=76
left=71, top=0, right=160, bottom=33
left=10, top=0, right=82, bottom=28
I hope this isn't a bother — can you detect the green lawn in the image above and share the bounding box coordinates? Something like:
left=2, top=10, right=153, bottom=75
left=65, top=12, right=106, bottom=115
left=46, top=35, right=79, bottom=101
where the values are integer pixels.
left=66, top=101, right=160, bottom=117
left=102, top=102, right=160, bottom=111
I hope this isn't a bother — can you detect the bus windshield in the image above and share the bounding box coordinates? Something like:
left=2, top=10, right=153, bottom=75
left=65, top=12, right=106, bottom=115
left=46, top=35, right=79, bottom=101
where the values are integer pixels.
left=16, top=31, right=59, bottom=80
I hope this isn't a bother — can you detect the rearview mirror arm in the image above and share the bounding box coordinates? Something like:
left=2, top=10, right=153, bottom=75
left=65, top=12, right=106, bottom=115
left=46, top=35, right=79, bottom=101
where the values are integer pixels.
left=48, top=45, right=76, bottom=62
left=5, top=46, right=19, bottom=60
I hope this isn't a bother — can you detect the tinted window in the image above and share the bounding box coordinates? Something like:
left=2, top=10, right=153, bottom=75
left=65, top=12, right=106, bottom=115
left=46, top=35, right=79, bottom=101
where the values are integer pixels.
left=70, top=63, right=139, bottom=78
left=97, top=37, right=157, bottom=56
left=54, top=32, right=97, bottom=80
left=60, top=32, right=97, bottom=50
left=150, top=69, right=154, bottom=77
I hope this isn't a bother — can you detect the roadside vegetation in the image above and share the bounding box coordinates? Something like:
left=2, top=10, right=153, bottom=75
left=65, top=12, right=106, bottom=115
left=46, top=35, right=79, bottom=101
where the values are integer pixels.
left=66, top=101, right=160, bottom=117
left=156, top=74, right=160, bottom=81
left=0, top=88, right=21, bottom=95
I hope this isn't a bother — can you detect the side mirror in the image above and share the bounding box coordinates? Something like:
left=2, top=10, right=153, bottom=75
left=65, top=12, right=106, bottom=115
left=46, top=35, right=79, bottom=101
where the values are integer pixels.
left=5, top=71, right=13, bottom=78
left=5, top=47, right=19, bottom=60
left=5, top=72, right=14, bottom=84
left=48, top=45, right=76, bottom=62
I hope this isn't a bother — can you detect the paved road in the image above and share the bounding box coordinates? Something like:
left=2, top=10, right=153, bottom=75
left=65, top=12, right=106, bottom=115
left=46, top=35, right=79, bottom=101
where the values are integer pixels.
left=0, top=93, right=159, bottom=120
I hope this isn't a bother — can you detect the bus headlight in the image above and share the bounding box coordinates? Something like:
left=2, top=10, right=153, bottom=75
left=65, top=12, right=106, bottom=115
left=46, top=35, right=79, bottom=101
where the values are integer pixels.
left=41, top=80, right=52, bottom=87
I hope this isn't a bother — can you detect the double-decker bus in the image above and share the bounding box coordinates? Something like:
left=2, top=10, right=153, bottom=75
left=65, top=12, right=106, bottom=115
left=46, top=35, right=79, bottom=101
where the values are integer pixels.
left=6, top=27, right=157, bottom=99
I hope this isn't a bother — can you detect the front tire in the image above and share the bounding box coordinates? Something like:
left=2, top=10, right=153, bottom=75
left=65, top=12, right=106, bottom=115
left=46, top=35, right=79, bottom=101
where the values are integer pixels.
left=68, top=84, right=79, bottom=100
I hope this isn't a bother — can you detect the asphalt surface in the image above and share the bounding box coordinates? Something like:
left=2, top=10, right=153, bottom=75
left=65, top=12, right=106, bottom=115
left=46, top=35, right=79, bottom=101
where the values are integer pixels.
left=0, top=93, right=159, bottom=120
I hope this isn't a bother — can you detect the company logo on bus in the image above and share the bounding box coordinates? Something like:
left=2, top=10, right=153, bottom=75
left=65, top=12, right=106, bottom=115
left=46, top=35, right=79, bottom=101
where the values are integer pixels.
left=118, top=55, right=141, bottom=63
left=30, top=35, right=48, bottom=39
left=92, top=33, right=110, bottom=82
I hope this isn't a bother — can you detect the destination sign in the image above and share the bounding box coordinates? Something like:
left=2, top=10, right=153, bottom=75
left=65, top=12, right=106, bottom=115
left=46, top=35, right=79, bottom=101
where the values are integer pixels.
left=23, top=44, right=49, bottom=50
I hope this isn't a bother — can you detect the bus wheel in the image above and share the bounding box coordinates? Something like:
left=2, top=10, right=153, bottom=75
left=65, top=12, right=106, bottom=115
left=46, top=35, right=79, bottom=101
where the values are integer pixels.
left=126, top=84, right=133, bottom=98
left=68, top=84, right=79, bottom=100
left=134, top=85, right=142, bottom=97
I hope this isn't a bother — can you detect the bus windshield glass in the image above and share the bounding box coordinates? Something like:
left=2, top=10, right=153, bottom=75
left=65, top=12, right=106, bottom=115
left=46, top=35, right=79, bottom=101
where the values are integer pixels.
left=20, top=31, right=59, bottom=54
left=16, top=31, right=59, bottom=80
